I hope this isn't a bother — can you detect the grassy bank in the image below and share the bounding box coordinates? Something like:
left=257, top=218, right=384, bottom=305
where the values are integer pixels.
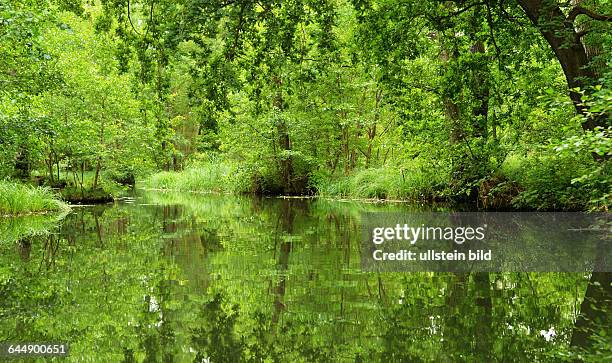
left=491, top=152, right=610, bottom=211
left=0, top=181, right=70, bottom=216
left=142, top=151, right=610, bottom=212
left=316, top=153, right=609, bottom=211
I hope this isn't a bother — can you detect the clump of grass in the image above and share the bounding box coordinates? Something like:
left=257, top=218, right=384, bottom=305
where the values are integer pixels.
left=0, top=181, right=70, bottom=216
left=314, top=162, right=448, bottom=201
left=143, top=162, right=238, bottom=193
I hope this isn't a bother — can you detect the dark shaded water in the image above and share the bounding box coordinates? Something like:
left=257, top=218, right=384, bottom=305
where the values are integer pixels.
left=0, top=192, right=607, bottom=362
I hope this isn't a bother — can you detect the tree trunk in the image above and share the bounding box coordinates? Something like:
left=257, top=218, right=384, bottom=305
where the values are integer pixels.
left=470, top=41, right=489, bottom=138
left=517, top=0, right=607, bottom=132
left=14, top=145, right=30, bottom=179
left=365, top=89, right=382, bottom=167
left=440, top=47, right=463, bottom=144
left=342, top=123, right=350, bottom=174
left=55, top=151, right=60, bottom=182
left=92, top=157, right=101, bottom=190
left=277, top=119, right=292, bottom=193
left=273, top=75, right=293, bottom=194
left=47, top=153, right=54, bottom=184
left=571, top=0, right=605, bottom=77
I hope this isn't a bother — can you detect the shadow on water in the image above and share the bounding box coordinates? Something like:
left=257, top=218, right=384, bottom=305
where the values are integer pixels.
left=0, top=191, right=609, bottom=362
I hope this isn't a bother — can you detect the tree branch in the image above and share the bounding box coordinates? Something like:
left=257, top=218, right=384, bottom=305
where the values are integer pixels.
left=127, top=0, right=142, bottom=36
left=575, top=28, right=591, bottom=39
left=226, top=1, right=247, bottom=61
left=144, top=0, right=154, bottom=38
left=439, top=2, right=487, bottom=20
left=486, top=2, right=502, bottom=69
left=568, top=6, right=612, bottom=22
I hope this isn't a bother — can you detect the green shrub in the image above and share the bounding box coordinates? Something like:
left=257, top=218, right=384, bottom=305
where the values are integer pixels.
left=501, top=152, right=600, bottom=210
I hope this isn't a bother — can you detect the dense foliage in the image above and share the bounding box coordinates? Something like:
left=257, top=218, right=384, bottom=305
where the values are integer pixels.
left=1, top=2, right=610, bottom=360
left=1, top=0, right=610, bottom=210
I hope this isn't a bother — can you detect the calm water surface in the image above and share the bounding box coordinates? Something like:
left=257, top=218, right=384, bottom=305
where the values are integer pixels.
left=0, top=191, right=596, bottom=362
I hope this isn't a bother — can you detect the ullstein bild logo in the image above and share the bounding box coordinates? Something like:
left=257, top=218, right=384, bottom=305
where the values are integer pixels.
left=361, top=212, right=610, bottom=273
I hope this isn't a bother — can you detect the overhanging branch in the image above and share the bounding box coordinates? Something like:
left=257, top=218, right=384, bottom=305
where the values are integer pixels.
left=127, top=0, right=142, bottom=36
left=434, top=1, right=487, bottom=21
left=575, top=28, right=591, bottom=39
left=568, top=6, right=612, bottom=22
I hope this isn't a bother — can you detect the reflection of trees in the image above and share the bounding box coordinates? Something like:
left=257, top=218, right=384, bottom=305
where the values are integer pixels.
left=473, top=272, right=492, bottom=359
left=39, top=234, right=62, bottom=271
left=139, top=279, right=177, bottom=363
left=191, top=293, right=244, bottom=362
left=272, top=199, right=298, bottom=325
left=200, top=229, right=222, bottom=253
left=2, top=195, right=609, bottom=361
left=18, top=237, right=31, bottom=261
left=571, top=271, right=611, bottom=356
left=1, top=206, right=155, bottom=357
left=378, top=271, right=586, bottom=361
left=94, top=209, right=103, bottom=247
left=571, top=229, right=611, bottom=359
left=441, top=273, right=492, bottom=361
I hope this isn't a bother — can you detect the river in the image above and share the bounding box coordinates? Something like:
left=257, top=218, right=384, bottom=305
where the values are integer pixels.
left=0, top=191, right=601, bottom=361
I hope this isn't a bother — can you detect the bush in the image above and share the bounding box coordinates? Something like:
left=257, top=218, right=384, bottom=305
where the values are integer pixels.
left=501, top=152, right=598, bottom=210
left=105, top=167, right=136, bottom=186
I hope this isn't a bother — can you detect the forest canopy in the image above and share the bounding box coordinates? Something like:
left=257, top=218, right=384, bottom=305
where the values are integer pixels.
left=1, top=0, right=610, bottom=210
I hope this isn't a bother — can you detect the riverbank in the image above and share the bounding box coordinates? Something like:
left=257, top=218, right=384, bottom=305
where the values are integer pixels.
left=141, top=152, right=610, bottom=211
left=0, top=181, right=71, bottom=217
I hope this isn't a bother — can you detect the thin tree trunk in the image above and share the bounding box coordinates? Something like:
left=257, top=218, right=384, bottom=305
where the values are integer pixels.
left=92, top=157, right=101, bottom=190
left=273, top=75, right=293, bottom=194
left=47, top=153, right=54, bottom=184
left=470, top=41, right=489, bottom=138
left=440, top=47, right=462, bottom=144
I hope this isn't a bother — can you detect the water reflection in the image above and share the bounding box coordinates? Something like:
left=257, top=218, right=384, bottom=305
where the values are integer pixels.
left=0, top=192, right=608, bottom=362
